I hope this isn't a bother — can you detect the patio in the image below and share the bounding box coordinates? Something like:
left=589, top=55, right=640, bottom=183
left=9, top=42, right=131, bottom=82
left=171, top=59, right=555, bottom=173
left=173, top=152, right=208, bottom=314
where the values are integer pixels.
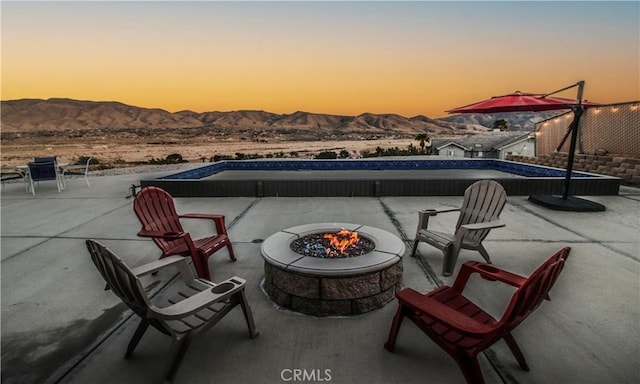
left=1, top=167, right=638, bottom=384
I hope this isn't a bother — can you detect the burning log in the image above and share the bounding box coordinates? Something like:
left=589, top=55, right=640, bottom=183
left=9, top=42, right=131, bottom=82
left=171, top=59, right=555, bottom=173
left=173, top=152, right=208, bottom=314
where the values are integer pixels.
left=290, top=230, right=374, bottom=258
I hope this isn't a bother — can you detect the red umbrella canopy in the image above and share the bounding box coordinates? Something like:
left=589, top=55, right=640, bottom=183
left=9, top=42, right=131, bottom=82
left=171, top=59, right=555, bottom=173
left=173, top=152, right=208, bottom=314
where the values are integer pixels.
left=447, top=91, right=600, bottom=114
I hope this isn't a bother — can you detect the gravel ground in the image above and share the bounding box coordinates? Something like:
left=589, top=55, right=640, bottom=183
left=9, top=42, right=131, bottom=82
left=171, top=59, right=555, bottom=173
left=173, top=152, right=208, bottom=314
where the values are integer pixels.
left=88, top=163, right=203, bottom=176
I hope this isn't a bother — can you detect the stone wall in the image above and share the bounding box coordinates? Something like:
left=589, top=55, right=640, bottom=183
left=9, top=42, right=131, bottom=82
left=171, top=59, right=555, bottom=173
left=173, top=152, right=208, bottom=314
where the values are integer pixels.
left=263, top=260, right=403, bottom=316
left=506, top=153, right=640, bottom=187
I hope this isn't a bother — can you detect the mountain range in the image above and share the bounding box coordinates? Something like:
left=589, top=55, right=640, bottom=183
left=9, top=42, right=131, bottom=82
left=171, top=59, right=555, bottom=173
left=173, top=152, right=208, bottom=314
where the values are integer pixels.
left=1, top=98, right=561, bottom=139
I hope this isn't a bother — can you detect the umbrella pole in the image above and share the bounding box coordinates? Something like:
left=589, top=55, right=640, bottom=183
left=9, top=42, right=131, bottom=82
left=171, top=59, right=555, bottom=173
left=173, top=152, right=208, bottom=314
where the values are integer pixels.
left=562, top=81, right=584, bottom=200
left=528, top=81, right=606, bottom=211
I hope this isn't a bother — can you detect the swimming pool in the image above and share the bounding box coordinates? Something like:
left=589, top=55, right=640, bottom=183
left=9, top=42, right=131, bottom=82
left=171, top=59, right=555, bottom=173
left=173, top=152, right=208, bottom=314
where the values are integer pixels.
left=140, top=158, right=620, bottom=197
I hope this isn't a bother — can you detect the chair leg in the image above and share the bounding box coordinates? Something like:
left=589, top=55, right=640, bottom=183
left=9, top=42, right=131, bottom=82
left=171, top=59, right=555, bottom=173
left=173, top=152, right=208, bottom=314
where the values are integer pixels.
left=442, top=243, right=459, bottom=276
left=126, top=319, right=150, bottom=358
left=227, top=242, right=237, bottom=261
left=190, top=253, right=210, bottom=280
left=410, top=239, right=420, bottom=257
left=238, top=289, right=259, bottom=338
left=477, top=244, right=492, bottom=264
left=504, top=332, right=529, bottom=371
left=383, top=303, right=407, bottom=352
left=163, top=335, right=193, bottom=384
left=456, top=354, right=485, bottom=384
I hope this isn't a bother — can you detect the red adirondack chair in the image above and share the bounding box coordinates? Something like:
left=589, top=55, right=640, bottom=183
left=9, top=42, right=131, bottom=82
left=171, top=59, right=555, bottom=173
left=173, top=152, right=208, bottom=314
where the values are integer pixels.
left=133, top=186, right=235, bottom=280
left=384, top=247, right=571, bottom=384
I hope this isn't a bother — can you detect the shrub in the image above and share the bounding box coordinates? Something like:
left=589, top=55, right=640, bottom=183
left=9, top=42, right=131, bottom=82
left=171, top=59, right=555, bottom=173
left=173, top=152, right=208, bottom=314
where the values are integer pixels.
left=148, top=153, right=188, bottom=165
left=75, top=155, right=97, bottom=165
left=316, top=151, right=338, bottom=159
left=211, top=155, right=233, bottom=162
left=165, top=153, right=186, bottom=163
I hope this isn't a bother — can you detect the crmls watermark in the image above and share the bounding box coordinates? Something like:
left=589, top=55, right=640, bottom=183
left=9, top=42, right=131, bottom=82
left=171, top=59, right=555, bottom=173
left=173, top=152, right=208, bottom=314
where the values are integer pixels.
left=280, top=368, right=332, bottom=382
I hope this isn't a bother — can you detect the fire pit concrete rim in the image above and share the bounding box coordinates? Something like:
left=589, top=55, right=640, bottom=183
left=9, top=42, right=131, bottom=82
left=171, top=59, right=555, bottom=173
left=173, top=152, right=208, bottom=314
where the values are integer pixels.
left=261, top=222, right=405, bottom=276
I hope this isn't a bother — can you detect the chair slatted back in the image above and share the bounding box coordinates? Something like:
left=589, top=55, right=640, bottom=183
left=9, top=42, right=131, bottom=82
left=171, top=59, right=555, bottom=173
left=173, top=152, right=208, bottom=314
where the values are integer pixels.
left=27, top=162, right=58, bottom=181
left=455, top=180, right=507, bottom=244
left=503, top=247, right=570, bottom=329
left=86, top=240, right=169, bottom=334
left=133, top=186, right=185, bottom=254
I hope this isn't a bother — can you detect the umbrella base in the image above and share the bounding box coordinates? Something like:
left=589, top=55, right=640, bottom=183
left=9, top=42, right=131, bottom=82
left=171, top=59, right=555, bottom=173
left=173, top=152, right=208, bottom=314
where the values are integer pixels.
left=528, top=195, right=605, bottom=212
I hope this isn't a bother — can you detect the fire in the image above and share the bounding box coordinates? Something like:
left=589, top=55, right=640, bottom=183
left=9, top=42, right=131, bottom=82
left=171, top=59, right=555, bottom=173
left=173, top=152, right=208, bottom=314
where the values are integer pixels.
left=324, top=229, right=359, bottom=256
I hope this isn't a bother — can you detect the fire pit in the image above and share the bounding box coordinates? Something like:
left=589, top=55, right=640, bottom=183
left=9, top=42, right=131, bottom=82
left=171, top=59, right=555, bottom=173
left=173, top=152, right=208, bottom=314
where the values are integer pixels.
left=261, top=223, right=405, bottom=316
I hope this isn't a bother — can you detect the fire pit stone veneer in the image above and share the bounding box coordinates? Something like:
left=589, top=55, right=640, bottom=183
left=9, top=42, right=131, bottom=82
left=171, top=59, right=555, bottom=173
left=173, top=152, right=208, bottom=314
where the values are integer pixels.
left=261, top=223, right=405, bottom=316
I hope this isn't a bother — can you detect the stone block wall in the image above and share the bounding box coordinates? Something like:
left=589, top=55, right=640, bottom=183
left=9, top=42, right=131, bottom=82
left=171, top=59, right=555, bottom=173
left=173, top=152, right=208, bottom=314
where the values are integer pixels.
left=263, top=260, right=403, bottom=316
left=506, top=153, right=640, bottom=187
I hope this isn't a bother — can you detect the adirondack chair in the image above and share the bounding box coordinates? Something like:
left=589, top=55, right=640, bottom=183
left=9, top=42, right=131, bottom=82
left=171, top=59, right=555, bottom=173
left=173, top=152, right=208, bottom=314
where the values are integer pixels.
left=86, top=240, right=258, bottom=384
left=411, top=179, right=507, bottom=276
left=133, top=186, right=235, bottom=280
left=384, top=247, right=571, bottom=384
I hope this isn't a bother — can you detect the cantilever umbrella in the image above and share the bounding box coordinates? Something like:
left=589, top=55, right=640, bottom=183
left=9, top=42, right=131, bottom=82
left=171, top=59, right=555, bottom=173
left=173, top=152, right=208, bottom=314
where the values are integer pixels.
left=447, top=91, right=600, bottom=114
left=447, top=81, right=605, bottom=211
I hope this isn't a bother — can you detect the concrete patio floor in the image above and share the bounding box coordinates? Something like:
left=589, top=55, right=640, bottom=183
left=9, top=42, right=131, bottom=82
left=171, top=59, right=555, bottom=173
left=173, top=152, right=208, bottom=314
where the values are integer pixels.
left=1, top=168, right=639, bottom=384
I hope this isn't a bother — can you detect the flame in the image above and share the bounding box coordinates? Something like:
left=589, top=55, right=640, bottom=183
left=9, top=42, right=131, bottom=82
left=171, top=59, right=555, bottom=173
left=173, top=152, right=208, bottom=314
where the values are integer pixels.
left=324, top=229, right=359, bottom=256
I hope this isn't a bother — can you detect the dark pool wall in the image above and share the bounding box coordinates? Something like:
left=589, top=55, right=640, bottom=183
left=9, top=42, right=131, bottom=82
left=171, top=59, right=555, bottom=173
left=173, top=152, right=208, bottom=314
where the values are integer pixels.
left=140, top=159, right=620, bottom=197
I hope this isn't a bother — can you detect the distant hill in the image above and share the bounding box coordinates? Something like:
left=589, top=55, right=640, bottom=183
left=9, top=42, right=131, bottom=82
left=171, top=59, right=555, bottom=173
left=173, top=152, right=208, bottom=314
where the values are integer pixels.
left=439, top=110, right=564, bottom=131
left=0, top=98, right=556, bottom=138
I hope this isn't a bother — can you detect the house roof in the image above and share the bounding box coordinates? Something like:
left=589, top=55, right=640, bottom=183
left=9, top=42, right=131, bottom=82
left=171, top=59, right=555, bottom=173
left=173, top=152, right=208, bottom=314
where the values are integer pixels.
left=433, top=132, right=533, bottom=152
left=434, top=141, right=467, bottom=151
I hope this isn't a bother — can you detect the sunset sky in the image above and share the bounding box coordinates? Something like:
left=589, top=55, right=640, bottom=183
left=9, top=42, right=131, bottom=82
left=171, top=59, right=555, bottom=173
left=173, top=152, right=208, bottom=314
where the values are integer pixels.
left=2, top=1, right=638, bottom=118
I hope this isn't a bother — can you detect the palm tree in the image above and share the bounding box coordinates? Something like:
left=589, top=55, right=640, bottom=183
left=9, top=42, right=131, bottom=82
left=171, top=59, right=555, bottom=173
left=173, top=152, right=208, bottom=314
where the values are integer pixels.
left=415, top=133, right=431, bottom=154
left=493, top=119, right=509, bottom=131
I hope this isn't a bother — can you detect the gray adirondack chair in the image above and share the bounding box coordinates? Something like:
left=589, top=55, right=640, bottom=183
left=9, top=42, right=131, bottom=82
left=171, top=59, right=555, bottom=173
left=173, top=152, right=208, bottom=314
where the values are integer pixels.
left=86, top=240, right=259, bottom=384
left=411, top=180, right=507, bottom=276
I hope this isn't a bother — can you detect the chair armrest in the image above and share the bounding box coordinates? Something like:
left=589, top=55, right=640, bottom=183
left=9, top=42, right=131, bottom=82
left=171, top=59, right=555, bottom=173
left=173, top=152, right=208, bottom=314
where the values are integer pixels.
left=62, top=165, right=86, bottom=172
left=397, top=288, right=496, bottom=336
left=137, top=229, right=187, bottom=240
left=179, top=213, right=227, bottom=234
left=419, top=208, right=459, bottom=217
left=131, top=255, right=190, bottom=277
left=460, top=220, right=505, bottom=231
left=453, top=261, right=526, bottom=291
left=179, top=213, right=225, bottom=220
left=417, top=208, right=460, bottom=232
left=150, top=277, right=246, bottom=320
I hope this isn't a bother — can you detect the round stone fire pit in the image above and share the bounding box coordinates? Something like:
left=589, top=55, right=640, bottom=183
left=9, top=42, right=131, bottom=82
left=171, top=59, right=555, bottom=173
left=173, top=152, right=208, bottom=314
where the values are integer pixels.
left=261, top=223, right=405, bottom=316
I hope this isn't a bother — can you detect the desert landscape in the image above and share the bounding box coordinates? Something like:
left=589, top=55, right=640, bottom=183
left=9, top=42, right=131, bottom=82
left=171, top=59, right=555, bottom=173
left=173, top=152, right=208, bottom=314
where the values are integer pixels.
left=0, top=137, right=418, bottom=168
left=0, top=98, right=548, bottom=168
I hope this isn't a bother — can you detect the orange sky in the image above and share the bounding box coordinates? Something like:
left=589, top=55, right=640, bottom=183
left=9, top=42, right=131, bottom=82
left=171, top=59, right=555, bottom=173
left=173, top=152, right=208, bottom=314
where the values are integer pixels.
left=2, top=1, right=638, bottom=118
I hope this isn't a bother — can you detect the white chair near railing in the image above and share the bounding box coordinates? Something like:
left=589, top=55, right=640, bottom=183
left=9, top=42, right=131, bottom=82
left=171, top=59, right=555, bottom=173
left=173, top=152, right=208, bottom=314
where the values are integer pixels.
left=62, top=157, right=92, bottom=187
